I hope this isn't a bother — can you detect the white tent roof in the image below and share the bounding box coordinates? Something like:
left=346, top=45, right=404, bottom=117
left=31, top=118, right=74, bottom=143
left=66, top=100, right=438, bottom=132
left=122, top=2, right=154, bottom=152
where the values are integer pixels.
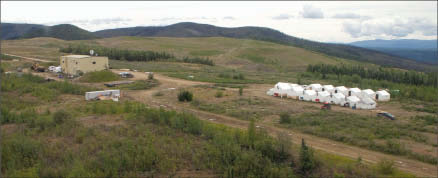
left=275, top=82, right=292, bottom=90
left=349, top=88, right=361, bottom=93
left=323, top=85, right=334, bottom=90
left=292, top=86, right=304, bottom=92
left=362, top=89, right=375, bottom=94
left=304, top=90, right=316, bottom=95
left=310, top=84, right=322, bottom=88
left=288, top=83, right=299, bottom=87
left=376, top=90, right=390, bottom=96
left=362, top=97, right=376, bottom=104
left=335, top=86, right=348, bottom=91
left=333, top=93, right=345, bottom=99
left=347, top=96, right=360, bottom=102
left=318, top=91, right=330, bottom=97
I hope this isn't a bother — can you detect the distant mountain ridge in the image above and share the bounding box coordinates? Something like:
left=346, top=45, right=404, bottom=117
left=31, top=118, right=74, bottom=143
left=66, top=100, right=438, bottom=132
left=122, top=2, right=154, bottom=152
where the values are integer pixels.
left=349, top=39, right=437, bottom=65
left=349, top=39, right=437, bottom=49
left=1, top=22, right=436, bottom=72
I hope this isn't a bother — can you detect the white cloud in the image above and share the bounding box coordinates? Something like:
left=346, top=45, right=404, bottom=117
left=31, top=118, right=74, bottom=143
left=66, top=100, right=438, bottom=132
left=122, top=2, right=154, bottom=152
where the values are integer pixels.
left=272, top=14, right=293, bottom=20
left=44, top=18, right=131, bottom=26
left=300, top=5, right=324, bottom=19
left=223, top=16, right=236, bottom=20
left=332, top=13, right=371, bottom=20
left=342, top=17, right=437, bottom=38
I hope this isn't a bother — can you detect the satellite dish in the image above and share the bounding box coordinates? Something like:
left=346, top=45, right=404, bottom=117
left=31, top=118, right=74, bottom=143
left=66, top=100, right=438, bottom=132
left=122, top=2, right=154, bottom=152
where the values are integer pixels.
left=89, top=50, right=94, bottom=55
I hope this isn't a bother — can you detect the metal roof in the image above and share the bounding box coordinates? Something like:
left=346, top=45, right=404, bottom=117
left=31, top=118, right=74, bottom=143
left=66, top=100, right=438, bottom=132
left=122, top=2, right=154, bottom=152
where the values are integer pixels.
left=64, top=55, right=91, bottom=59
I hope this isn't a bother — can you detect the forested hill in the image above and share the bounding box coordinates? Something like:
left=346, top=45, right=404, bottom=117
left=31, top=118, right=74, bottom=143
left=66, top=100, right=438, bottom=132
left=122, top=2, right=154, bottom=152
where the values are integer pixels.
left=0, top=23, right=97, bottom=40
left=94, top=22, right=438, bottom=72
left=1, top=22, right=436, bottom=72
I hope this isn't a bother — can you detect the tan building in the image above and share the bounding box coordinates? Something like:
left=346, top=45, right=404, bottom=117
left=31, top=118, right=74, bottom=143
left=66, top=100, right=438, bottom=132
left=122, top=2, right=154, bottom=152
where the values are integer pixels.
left=60, top=55, right=109, bottom=75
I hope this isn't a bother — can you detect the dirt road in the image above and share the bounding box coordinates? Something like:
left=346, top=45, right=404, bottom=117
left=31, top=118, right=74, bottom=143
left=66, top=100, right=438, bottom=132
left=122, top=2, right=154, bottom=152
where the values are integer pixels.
left=111, top=70, right=437, bottom=177
left=3, top=53, right=52, bottom=63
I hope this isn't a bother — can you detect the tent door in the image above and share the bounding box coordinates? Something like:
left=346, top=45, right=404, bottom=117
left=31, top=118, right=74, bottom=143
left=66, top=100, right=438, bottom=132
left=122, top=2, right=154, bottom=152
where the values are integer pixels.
left=335, top=90, right=337, bottom=93
left=376, top=94, right=379, bottom=100
left=348, top=91, right=351, bottom=96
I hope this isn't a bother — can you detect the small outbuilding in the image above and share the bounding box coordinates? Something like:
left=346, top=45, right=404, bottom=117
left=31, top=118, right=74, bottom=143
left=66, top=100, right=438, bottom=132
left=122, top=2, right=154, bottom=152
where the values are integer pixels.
left=60, top=55, right=109, bottom=76
left=376, top=90, right=391, bottom=101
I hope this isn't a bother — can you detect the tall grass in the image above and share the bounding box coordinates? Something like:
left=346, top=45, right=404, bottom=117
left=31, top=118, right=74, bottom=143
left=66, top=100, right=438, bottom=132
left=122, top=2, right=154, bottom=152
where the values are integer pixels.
left=79, top=70, right=120, bottom=83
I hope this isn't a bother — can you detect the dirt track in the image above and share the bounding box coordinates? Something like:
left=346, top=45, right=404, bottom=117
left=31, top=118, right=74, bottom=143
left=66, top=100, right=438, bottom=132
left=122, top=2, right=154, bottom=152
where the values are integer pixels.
left=111, top=70, right=437, bottom=178
left=3, top=53, right=52, bottom=63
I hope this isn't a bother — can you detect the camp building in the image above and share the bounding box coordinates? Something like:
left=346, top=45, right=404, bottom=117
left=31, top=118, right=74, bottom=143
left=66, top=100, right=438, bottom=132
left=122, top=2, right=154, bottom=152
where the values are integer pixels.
left=60, top=55, right=109, bottom=75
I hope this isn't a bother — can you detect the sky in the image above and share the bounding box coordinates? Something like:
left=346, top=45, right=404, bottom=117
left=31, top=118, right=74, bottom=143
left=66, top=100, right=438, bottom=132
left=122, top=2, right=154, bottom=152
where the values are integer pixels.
left=1, top=1, right=437, bottom=43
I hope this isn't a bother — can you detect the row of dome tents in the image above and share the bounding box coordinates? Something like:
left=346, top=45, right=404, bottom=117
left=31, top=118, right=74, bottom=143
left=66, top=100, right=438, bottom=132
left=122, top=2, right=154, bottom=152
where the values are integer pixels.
left=267, top=82, right=391, bottom=109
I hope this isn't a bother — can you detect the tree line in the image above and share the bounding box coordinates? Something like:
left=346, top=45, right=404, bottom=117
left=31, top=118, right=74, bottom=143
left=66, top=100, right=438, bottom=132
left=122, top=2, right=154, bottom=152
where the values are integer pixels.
left=307, top=63, right=438, bottom=88
left=59, top=44, right=214, bottom=66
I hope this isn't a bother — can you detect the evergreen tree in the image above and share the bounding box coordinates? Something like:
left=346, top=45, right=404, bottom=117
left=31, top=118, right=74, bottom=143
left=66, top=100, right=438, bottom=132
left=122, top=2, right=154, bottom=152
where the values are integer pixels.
left=299, top=138, right=316, bottom=175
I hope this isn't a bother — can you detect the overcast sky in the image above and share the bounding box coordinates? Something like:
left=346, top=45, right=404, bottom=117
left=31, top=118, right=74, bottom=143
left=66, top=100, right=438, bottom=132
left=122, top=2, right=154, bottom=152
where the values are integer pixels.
left=1, top=1, right=437, bottom=43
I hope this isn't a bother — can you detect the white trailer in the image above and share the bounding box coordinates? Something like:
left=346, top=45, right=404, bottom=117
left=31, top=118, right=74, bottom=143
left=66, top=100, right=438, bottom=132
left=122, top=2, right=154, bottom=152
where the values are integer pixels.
left=85, top=90, right=121, bottom=101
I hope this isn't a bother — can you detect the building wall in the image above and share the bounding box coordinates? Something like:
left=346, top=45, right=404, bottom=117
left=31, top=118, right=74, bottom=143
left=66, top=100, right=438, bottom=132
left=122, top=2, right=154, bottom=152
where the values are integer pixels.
left=60, top=56, right=109, bottom=75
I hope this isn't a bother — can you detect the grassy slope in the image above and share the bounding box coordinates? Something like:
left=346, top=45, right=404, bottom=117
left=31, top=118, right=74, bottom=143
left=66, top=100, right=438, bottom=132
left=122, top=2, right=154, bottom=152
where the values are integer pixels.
left=1, top=36, right=372, bottom=84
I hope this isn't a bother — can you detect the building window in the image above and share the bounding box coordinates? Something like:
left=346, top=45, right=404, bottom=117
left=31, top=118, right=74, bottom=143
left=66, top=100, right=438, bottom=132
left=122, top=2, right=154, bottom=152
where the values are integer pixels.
left=92, top=61, right=96, bottom=64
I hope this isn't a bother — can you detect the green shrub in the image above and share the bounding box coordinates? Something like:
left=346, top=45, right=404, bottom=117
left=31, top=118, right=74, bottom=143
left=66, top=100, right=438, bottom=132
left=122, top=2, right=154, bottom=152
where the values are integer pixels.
left=215, top=91, right=224, bottom=98
left=279, top=112, right=291, bottom=124
left=79, top=70, right=119, bottom=83
left=376, top=159, right=395, bottom=174
left=178, top=90, right=193, bottom=102
left=117, top=80, right=159, bottom=90
left=53, top=110, right=71, bottom=125
left=148, top=72, right=154, bottom=80
left=299, top=139, right=317, bottom=175
left=239, top=87, right=243, bottom=96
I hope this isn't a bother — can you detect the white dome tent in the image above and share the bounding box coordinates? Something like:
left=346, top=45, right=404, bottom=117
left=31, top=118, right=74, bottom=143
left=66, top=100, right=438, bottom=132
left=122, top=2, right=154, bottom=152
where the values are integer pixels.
left=361, top=89, right=376, bottom=100
left=307, top=84, right=323, bottom=92
left=358, top=97, right=377, bottom=109
left=376, top=90, right=391, bottom=101
left=334, top=86, right=348, bottom=96
left=288, top=86, right=304, bottom=99
left=273, top=82, right=292, bottom=98
left=329, top=93, right=346, bottom=105
left=346, top=95, right=361, bottom=109
left=316, top=91, right=331, bottom=103
left=322, top=85, right=335, bottom=93
left=303, top=90, right=317, bottom=101
left=348, top=88, right=362, bottom=97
